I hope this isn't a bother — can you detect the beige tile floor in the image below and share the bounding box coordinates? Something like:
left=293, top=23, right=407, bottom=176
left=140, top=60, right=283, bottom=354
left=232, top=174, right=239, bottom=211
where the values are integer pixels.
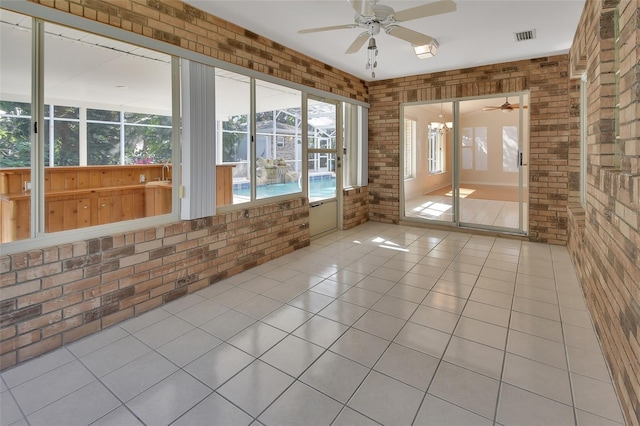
left=0, top=222, right=626, bottom=426
left=405, top=194, right=528, bottom=230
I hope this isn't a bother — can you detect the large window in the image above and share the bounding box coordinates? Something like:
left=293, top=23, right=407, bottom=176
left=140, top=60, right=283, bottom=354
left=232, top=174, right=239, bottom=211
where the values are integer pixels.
left=214, top=72, right=304, bottom=204
left=461, top=126, right=488, bottom=171
left=428, top=129, right=445, bottom=174
left=404, top=118, right=416, bottom=179
left=215, top=69, right=250, bottom=205
left=343, top=103, right=367, bottom=188
left=0, top=10, right=177, bottom=244
left=255, top=80, right=302, bottom=200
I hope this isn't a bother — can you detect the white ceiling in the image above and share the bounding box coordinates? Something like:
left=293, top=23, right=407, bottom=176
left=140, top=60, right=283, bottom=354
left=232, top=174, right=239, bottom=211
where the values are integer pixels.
left=184, top=0, right=585, bottom=81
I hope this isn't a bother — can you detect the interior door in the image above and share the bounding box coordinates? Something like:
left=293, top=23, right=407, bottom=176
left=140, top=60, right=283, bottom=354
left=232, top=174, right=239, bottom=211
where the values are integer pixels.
left=307, top=98, right=341, bottom=238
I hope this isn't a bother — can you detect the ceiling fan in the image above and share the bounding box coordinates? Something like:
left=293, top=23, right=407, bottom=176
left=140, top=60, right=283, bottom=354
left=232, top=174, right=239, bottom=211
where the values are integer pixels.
left=482, top=97, right=528, bottom=112
left=298, top=0, right=457, bottom=78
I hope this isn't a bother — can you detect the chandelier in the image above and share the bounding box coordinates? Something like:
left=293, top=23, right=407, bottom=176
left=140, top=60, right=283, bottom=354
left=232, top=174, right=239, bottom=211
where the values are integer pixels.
left=430, top=104, right=453, bottom=134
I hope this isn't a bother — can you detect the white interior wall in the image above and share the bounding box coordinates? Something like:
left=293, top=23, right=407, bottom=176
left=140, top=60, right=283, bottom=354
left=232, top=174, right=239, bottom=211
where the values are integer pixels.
left=459, top=106, right=521, bottom=186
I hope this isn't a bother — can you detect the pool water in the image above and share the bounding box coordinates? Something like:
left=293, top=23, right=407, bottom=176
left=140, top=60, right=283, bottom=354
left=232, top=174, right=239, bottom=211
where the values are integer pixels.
left=234, top=178, right=336, bottom=199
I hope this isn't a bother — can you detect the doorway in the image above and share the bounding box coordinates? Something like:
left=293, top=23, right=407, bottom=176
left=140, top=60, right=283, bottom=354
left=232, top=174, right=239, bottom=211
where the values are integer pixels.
left=402, top=94, right=529, bottom=234
left=307, top=97, right=341, bottom=237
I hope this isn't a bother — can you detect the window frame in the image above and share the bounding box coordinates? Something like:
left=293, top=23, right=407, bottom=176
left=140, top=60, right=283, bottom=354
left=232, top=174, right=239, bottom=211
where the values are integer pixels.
left=403, top=117, right=416, bottom=179
left=428, top=128, right=445, bottom=175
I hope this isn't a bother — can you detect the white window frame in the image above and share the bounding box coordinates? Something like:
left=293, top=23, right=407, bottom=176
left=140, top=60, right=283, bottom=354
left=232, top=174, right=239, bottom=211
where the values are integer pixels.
left=428, top=129, right=444, bottom=174
left=404, top=117, right=416, bottom=179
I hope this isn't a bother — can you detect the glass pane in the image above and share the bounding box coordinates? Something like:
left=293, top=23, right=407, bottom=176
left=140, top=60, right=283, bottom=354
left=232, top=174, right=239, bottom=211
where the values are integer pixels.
left=458, top=96, right=525, bottom=230
left=461, top=128, right=473, bottom=170
left=54, top=105, right=79, bottom=119
left=308, top=99, right=336, bottom=149
left=308, top=153, right=336, bottom=202
left=50, top=121, right=80, bottom=166
left=0, top=101, right=32, bottom=168
left=43, top=21, right=173, bottom=234
left=255, top=79, right=302, bottom=200
left=124, top=124, right=172, bottom=165
left=125, top=112, right=171, bottom=126
left=215, top=69, right=250, bottom=205
left=475, top=127, right=488, bottom=171
left=502, top=126, right=519, bottom=172
left=87, top=123, right=120, bottom=165
left=0, top=10, right=32, bottom=242
left=87, top=108, right=120, bottom=122
left=403, top=101, right=454, bottom=223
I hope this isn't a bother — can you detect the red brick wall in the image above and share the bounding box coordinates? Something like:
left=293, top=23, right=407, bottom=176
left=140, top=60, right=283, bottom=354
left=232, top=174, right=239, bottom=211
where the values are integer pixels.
left=567, top=1, right=640, bottom=425
left=0, top=198, right=309, bottom=368
left=367, top=57, right=572, bottom=244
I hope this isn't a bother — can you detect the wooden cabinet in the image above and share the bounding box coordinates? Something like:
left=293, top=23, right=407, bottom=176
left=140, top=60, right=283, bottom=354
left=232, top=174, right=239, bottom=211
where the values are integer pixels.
left=0, top=196, right=30, bottom=242
left=0, top=164, right=238, bottom=243
left=216, top=165, right=234, bottom=206
left=47, top=198, right=90, bottom=233
left=145, top=182, right=172, bottom=216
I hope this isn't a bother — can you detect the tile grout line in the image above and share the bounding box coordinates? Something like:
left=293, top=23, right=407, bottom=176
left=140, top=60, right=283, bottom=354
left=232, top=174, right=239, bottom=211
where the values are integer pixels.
left=491, top=237, right=522, bottom=426
left=410, top=234, right=498, bottom=426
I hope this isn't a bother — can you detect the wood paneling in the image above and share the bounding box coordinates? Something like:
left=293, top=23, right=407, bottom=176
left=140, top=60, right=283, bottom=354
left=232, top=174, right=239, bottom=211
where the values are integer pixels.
left=0, top=165, right=173, bottom=242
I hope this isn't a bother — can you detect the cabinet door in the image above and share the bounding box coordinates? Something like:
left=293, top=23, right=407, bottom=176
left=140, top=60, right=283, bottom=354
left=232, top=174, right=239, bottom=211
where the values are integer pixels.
left=98, top=196, right=113, bottom=225
left=47, top=200, right=65, bottom=233
left=76, top=198, right=90, bottom=228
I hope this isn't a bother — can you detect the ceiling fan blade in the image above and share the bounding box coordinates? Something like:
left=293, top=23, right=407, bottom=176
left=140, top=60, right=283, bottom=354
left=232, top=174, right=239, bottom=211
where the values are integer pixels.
left=298, top=24, right=356, bottom=34
left=393, top=0, right=457, bottom=22
left=483, top=106, right=501, bottom=111
left=386, top=26, right=434, bottom=46
left=345, top=31, right=371, bottom=54
left=349, top=0, right=374, bottom=17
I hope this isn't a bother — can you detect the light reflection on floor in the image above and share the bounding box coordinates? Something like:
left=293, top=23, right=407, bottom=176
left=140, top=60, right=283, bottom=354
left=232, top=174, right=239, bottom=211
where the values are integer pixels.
left=410, top=201, right=453, bottom=218
left=405, top=194, right=527, bottom=230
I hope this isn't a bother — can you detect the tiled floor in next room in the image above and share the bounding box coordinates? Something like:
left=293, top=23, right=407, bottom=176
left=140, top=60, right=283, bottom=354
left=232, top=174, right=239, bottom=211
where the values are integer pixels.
left=0, top=222, right=626, bottom=426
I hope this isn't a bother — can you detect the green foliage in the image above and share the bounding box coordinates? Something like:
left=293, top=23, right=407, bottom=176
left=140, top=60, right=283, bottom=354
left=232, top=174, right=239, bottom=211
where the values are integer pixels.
left=0, top=101, right=31, bottom=168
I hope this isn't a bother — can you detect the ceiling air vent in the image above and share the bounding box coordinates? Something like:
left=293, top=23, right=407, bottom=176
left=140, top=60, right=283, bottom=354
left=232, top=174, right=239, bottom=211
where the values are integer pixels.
left=514, top=29, right=536, bottom=42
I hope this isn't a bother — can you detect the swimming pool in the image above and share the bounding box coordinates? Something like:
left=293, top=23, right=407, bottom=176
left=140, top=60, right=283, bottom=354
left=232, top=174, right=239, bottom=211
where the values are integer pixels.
left=233, top=177, right=337, bottom=200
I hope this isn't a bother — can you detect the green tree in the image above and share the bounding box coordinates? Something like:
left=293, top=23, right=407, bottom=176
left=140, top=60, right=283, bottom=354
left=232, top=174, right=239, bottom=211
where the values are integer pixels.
left=0, top=101, right=32, bottom=168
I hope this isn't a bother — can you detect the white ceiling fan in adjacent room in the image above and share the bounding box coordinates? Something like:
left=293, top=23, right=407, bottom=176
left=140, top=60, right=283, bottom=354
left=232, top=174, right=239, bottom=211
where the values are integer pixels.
left=298, top=0, right=457, bottom=78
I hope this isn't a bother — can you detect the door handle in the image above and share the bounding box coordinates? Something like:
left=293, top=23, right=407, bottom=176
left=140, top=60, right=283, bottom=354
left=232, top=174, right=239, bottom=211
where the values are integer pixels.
left=519, top=152, right=528, bottom=166
left=311, top=202, right=323, bottom=208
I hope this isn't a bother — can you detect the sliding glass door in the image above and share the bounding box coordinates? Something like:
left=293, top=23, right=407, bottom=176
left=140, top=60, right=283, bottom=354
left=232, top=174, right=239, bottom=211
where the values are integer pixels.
left=402, top=94, right=528, bottom=235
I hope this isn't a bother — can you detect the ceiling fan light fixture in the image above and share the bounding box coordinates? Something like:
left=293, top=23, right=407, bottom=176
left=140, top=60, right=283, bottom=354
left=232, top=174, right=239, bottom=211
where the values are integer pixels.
left=367, top=36, right=377, bottom=50
left=413, top=39, right=439, bottom=59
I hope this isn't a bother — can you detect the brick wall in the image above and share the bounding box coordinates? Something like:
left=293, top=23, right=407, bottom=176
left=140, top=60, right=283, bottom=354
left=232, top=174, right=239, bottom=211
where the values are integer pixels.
left=343, top=186, right=369, bottom=230
left=0, top=198, right=309, bottom=369
left=567, top=1, right=640, bottom=425
left=367, top=57, right=572, bottom=244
